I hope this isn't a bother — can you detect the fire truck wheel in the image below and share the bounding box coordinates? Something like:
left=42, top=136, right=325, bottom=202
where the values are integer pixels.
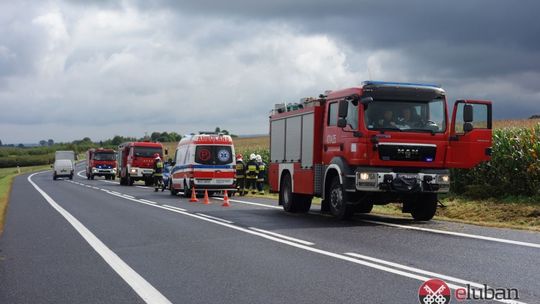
left=410, top=193, right=437, bottom=221
left=112, top=175, right=115, bottom=181
left=90, top=175, right=94, bottom=180
left=329, top=176, right=354, bottom=220
left=127, top=175, right=134, bottom=186
left=280, top=173, right=295, bottom=212
left=145, top=179, right=153, bottom=186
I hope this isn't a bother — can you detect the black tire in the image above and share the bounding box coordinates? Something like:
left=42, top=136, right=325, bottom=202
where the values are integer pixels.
left=69, top=174, right=73, bottom=180
left=329, top=176, right=354, bottom=220
left=145, top=179, right=153, bottom=186
left=170, top=181, right=178, bottom=196
left=120, top=175, right=126, bottom=185
left=90, top=174, right=94, bottom=180
left=410, top=193, right=438, bottom=221
left=183, top=181, right=192, bottom=198
left=279, top=174, right=312, bottom=213
left=112, top=175, right=116, bottom=181
left=279, top=173, right=294, bottom=212
left=86, top=173, right=90, bottom=180
left=127, top=174, right=134, bottom=186
left=53, top=174, right=57, bottom=180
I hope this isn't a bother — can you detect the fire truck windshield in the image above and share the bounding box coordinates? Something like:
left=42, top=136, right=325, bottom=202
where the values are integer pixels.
left=134, top=147, right=162, bottom=158
left=94, top=152, right=115, bottom=161
left=364, top=98, right=446, bottom=133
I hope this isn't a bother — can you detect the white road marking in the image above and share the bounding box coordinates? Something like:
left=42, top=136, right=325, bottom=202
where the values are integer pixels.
left=97, top=191, right=525, bottom=303
left=139, top=199, right=157, bottom=204
left=361, top=220, right=540, bottom=249
left=77, top=170, right=85, bottom=178
left=92, top=187, right=99, bottom=190
left=249, top=227, right=314, bottom=246
left=217, top=197, right=540, bottom=250
left=28, top=173, right=172, bottom=304
left=163, top=205, right=186, bottom=212
left=102, top=180, right=119, bottom=184
left=213, top=197, right=282, bottom=209
left=123, top=194, right=135, bottom=199
left=136, top=186, right=150, bottom=189
left=195, top=213, right=234, bottom=224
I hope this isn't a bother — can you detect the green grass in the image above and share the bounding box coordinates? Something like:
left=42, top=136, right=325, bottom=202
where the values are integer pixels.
left=0, top=165, right=50, bottom=235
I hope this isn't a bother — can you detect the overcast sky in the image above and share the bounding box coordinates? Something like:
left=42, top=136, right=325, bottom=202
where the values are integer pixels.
left=1, top=0, right=539, bottom=143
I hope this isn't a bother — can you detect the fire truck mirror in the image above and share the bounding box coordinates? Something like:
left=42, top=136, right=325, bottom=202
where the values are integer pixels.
left=338, top=99, right=348, bottom=118
left=337, top=118, right=348, bottom=128
left=360, top=96, right=373, bottom=106
left=463, top=122, right=474, bottom=133
left=463, top=104, right=473, bottom=123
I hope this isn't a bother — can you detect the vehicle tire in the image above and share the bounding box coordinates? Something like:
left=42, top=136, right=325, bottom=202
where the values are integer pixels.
left=90, top=174, right=94, bottom=180
left=295, top=194, right=312, bottom=213
left=53, top=174, right=57, bottom=180
left=86, top=173, right=90, bottom=180
left=112, top=175, right=116, bottom=181
left=279, top=173, right=295, bottom=212
left=145, top=179, right=153, bottom=186
left=410, top=193, right=438, bottom=221
left=127, top=174, right=134, bottom=186
left=120, top=175, right=126, bottom=185
left=69, top=174, right=73, bottom=180
left=170, top=181, right=178, bottom=196
left=183, top=181, right=191, bottom=198
left=329, top=176, right=354, bottom=220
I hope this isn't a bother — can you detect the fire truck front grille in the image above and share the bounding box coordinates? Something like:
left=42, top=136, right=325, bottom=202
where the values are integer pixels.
left=378, top=144, right=436, bottom=162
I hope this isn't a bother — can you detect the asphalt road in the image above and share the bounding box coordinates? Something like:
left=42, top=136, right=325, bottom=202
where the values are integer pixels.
left=1, top=163, right=539, bottom=304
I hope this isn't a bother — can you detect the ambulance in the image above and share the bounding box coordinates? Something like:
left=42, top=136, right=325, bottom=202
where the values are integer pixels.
left=170, top=133, right=237, bottom=197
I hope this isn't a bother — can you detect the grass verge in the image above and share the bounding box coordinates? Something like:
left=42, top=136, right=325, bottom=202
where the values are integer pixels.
left=0, top=165, right=50, bottom=235
left=241, top=191, right=540, bottom=231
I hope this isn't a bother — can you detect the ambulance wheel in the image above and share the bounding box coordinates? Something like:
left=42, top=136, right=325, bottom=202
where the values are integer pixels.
left=329, top=176, right=354, bottom=220
left=183, top=182, right=192, bottom=198
left=170, top=182, right=178, bottom=196
left=410, top=193, right=437, bottom=221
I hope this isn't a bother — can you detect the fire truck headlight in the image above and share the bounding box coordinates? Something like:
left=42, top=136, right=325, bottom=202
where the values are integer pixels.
left=359, top=173, right=370, bottom=181
left=357, top=172, right=378, bottom=189
left=130, top=168, right=137, bottom=174
left=437, top=174, right=450, bottom=184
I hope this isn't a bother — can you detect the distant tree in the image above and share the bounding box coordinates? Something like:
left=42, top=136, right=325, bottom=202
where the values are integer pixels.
left=39, top=140, right=47, bottom=146
left=221, top=129, right=230, bottom=135
left=529, top=114, right=540, bottom=119
left=111, top=135, right=123, bottom=146
left=150, top=132, right=161, bottom=141
left=18, top=143, right=24, bottom=148
left=47, top=139, right=54, bottom=146
left=0, top=139, right=2, bottom=146
left=82, top=137, right=92, bottom=143
left=215, top=127, right=221, bottom=133
left=169, top=132, right=182, bottom=142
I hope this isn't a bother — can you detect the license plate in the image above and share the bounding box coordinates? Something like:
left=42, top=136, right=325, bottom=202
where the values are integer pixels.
left=398, top=174, right=418, bottom=179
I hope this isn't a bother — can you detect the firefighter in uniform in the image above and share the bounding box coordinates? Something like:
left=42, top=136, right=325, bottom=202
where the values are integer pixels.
left=246, top=153, right=259, bottom=194
left=235, top=154, right=246, bottom=196
left=256, top=154, right=266, bottom=195
left=153, top=154, right=164, bottom=192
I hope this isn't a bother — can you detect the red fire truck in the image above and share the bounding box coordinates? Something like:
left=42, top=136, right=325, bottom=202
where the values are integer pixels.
left=117, top=142, right=163, bottom=186
left=86, top=148, right=117, bottom=180
left=269, top=81, right=492, bottom=221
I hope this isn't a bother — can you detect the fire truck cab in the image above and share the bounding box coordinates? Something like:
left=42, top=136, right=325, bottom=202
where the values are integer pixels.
left=117, top=142, right=163, bottom=186
left=269, top=81, right=492, bottom=221
left=86, top=148, right=117, bottom=180
left=170, top=133, right=236, bottom=197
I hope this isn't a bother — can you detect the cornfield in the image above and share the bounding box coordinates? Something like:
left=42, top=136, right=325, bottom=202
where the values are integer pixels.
left=451, top=123, right=540, bottom=198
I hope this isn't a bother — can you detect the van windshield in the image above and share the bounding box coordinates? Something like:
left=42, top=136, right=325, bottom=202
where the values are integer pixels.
left=134, top=147, right=162, bottom=158
left=94, top=152, right=116, bottom=161
left=195, top=146, right=233, bottom=165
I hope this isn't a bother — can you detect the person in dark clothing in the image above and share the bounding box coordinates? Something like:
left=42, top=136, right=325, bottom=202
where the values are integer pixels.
left=153, top=154, right=164, bottom=192
left=256, top=154, right=266, bottom=195
left=235, top=154, right=246, bottom=196
left=246, top=154, right=259, bottom=194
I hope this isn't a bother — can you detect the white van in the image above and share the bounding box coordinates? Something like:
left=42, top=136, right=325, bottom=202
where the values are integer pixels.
left=53, top=159, right=74, bottom=180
